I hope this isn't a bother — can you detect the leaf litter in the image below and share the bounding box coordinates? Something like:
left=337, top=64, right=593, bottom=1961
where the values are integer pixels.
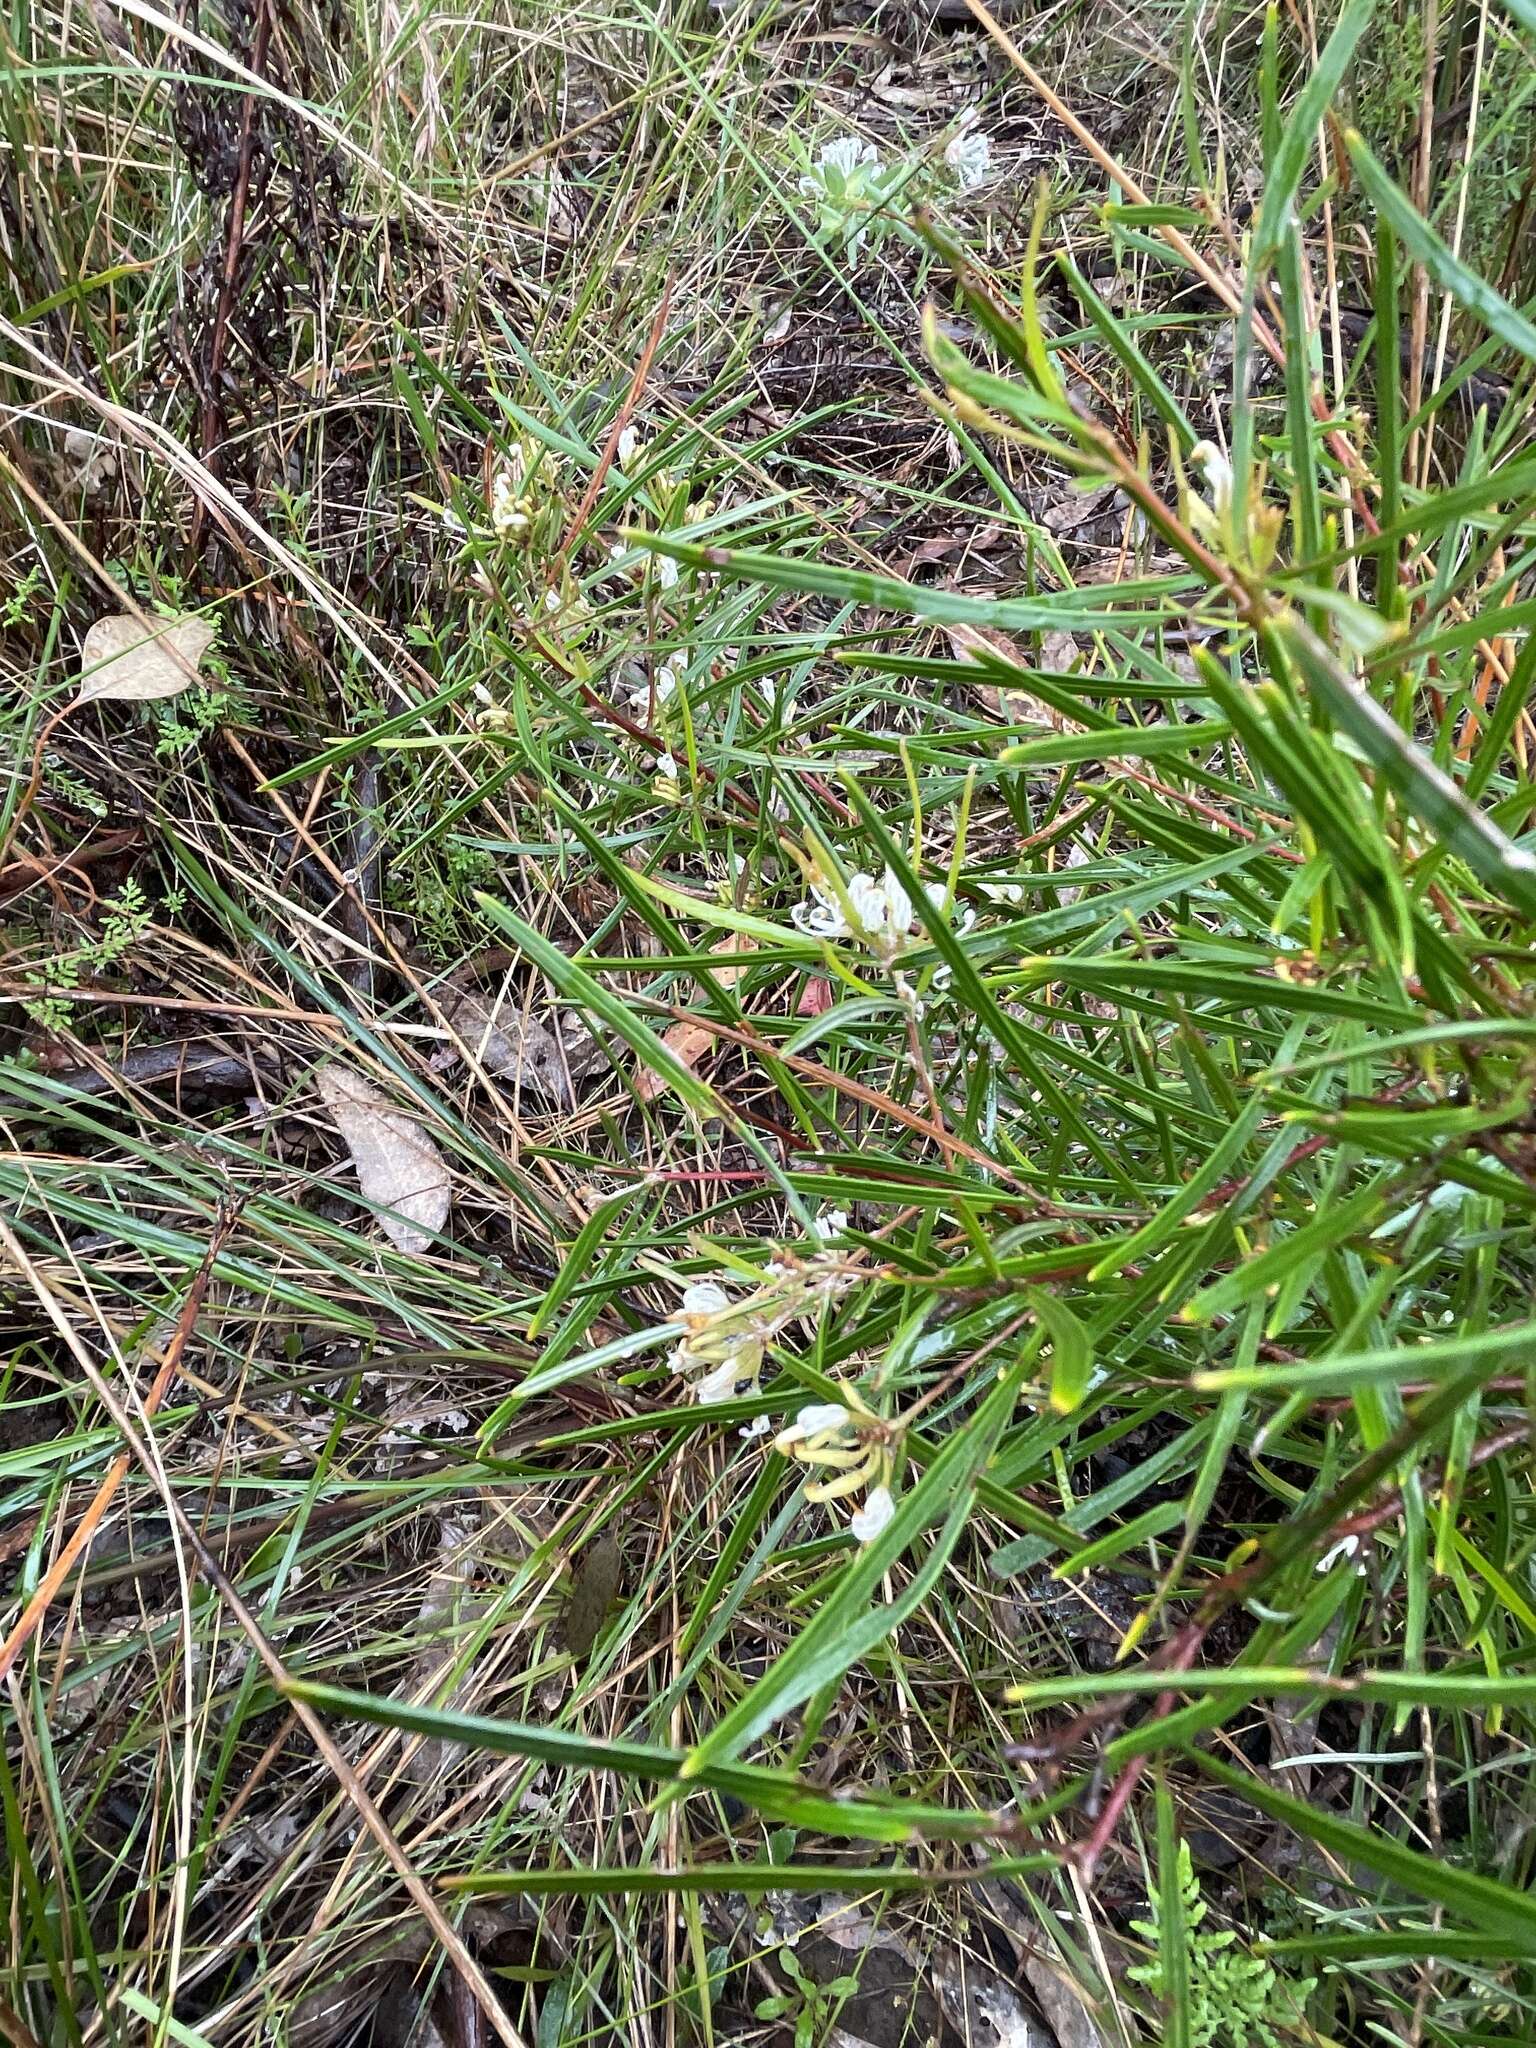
left=437, top=981, right=573, bottom=1103
left=314, top=1062, right=451, bottom=1254
left=77, top=612, right=216, bottom=704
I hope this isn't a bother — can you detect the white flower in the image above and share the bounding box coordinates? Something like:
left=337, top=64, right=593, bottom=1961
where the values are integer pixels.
left=739, top=1413, right=773, bottom=1439
left=671, top=1277, right=763, bottom=1401
left=791, top=877, right=854, bottom=941
left=681, top=1279, right=731, bottom=1317
left=616, top=424, right=641, bottom=466
left=775, top=1402, right=851, bottom=1451
left=848, top=1484, right=895, bottom=1544
left=801, top=137, right=881, bottom=193
left=489, top=468, right=529, bottom=540
left=813, top=1208, right=848, bottom=1242
left=695, top=1357, right=747, bottom=1404
left=929, top=903, right=977, bottom=992
left=847, top=868, right=909, bottom=941
left=624, top=661, right=681, bottom=716
left=655, top=553, right=680, bottom=590
left=656, top=751, right=678, bottom=781
left=791, top=865, right=916, bottom=957
left=1316, top=1533, right=1366, bottom=1574
left=945, top=125, right=993, bottom=192
left=1190, top=440, right=1234, bottom=522
left=849, top=866, right=915, bottom=948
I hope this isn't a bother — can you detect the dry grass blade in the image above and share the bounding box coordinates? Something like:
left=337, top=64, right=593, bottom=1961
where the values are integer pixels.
left=0, top=1218, right=529, bottom=2048
left=0, top=1206, right=236, bottom=1683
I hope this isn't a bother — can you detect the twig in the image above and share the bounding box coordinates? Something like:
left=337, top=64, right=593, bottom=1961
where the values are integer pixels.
left=188, top=0, right=272, bottom=554
left=556, top=283, right=672, bottom=560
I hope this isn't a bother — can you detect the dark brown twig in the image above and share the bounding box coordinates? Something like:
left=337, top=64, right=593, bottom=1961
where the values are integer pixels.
left=188, top=0, right=272, bottom=554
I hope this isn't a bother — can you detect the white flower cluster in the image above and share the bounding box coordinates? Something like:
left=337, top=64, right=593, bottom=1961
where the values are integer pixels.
left=489, top=441, right=549, bottom=542
left=790, top=864, right=978, bottom=986
left=944, top=112, right=993, bottom=192
left=798, top=137, right=891, bottom=259
left=670, top=1278, right=766, bottom=1406
left=775, top=1398, right=896, bottom=1543
left=666, top=1211, right=856, bottom=1407
left=623, top=652, right=685, bottom=719
left=800, top=136, right=881, bottom=193
left=490, top=467, right=529, bottom=541
left=792, top=864, right=915, bottom=957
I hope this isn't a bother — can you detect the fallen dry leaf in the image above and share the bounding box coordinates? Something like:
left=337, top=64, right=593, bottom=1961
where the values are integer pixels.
left=440, top=984, right=571, bottom=1104
left=314, top=1062, right=450, bottom=1254
left=946, top=622, right=1069, bottom=731
left=63, top=426, right=118, bottom=492
left=561, top=1532, right=624, bottom=1657
left=1018, top=1959, right=1113, bottom=2048
left=1041, top=480, right=1122, bottom=535
left=966, top=1857, right=1115, bottom=2048
left=796, top=974, right=834, bottom=1018
left=78, top=613, right=215, bottom=705
left=637, top=931, right=753, bottom=1101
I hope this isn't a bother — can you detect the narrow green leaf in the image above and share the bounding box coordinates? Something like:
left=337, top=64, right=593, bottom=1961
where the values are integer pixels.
left=1253, top=0, right=1376, bottom=262
left=1182, top=1174, right=1397, bottom=1324
left=281, top=1679, right=1005, bottom=1842
left=1155, top=1772, right=1191, bottom=2048
left=1346, top=131, right=1536, bottom=364
left=998, top=720, right=1231, bottom=768
left=1195, top=1748, right=1536, bottom=1947
left=1194, top=1319, right=1536, bottom=1394
left=1024, top=1285, right=1093, bottom=1414
left=443, top=1857, right=1057, bottom=1898
left=1269, top=616, right=1536, bottom=920
left=637, top=532, right=1185, bottom=634
left=1059, top=255, right=1198, bottom=452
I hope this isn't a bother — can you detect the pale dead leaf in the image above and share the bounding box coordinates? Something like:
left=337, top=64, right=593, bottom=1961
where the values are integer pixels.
left=637, top=931, right=753, bottom=1102
left=1019, top=1960, right=1113, bottom=2048
left=63, top=426, right=118, bottom=492
left=1038, top=630, right=1084, bottom=675
left=1041, top=481, right=1120, bottom=535
left=931, top=1952, right=1054, bottom=2048
left=314, top=1062, right=451, bottom=1254
left=966, top=1859, right=1116, bottom=2048
left=945, top=620, right=1027, bottom=667
left=288, top=1934, right=433, bottom=2048
left=440, top=985, right=571, bottom=1104
left=78, top=613, right=215, bottom=705
left=796, top=975, right=833, bottom=1018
